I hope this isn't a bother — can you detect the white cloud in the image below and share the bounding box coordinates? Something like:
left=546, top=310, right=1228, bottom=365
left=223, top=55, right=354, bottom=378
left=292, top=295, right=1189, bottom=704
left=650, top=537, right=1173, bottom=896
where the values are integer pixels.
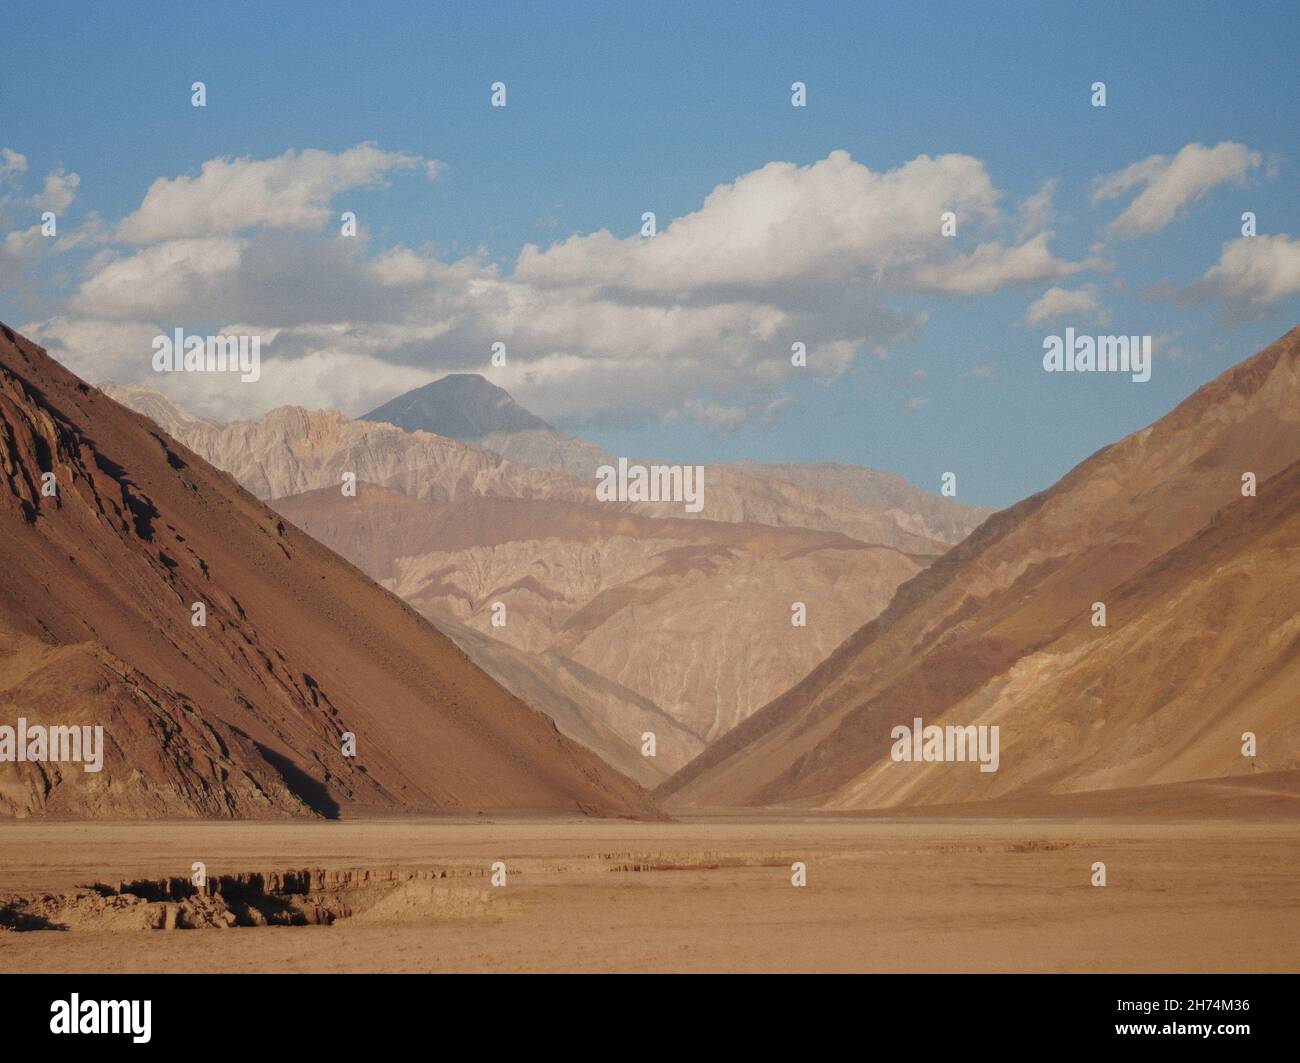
left=680, top=396, right=791, bottom=432
left=1093, top=141, right=1261, bottom=237
left=1024, top=286, right=1110, bottom=327
left=1018, top=178, right=1056, bottom=238
left=0, top=148, right=28, bottom=179
left=0, top=155, right=86, bottom=284
left=908, top=231, right=1094, bottom=295
left=71, top=237, right=247, bottom=319
left=27, top=168, right=79, bottom=213
left=516, top=150, right=1079, bottom=296
left=1178, top=234, right=1300, bottom=315
left=20, top=146, right=1096, bottom=427
left=116, top=143, right=437, bottom=243
left=16, top=315, right=163, bottom=384
left=1151, top=331, right=1195, bottom=364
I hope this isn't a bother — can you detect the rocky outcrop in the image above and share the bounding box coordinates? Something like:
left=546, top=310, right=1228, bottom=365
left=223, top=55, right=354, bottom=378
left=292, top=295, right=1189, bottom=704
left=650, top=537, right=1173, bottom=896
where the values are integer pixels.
left=0, top=866, right=493, bottom=931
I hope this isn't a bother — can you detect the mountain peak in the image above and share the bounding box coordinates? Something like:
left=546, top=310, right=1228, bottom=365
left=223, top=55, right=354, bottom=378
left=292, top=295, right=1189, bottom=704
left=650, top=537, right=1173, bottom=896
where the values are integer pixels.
left=361, top=373, right=551, bottom=438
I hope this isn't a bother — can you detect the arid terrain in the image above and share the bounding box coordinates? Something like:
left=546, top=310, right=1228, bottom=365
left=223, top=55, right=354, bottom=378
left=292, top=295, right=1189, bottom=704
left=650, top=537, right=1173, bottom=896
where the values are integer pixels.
left=2, top=785, right=1297, bottom=972
left=100, top=375, right=987, bottom=777
left=2, top=320, right=1297, bottom=975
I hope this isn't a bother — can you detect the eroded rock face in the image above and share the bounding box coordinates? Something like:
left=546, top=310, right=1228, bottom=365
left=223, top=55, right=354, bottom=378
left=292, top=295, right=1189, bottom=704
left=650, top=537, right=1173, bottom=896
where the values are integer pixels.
left=0, top=867, right=493, bottom=931
left=275, top=490, right=925, bottom=746
left=0, top=322, right=661, bottom=821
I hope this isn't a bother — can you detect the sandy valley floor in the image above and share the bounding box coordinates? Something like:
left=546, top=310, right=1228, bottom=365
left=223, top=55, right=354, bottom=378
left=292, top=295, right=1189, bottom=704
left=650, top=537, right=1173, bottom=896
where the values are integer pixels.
left=1, top=805, right=1297, bottom=973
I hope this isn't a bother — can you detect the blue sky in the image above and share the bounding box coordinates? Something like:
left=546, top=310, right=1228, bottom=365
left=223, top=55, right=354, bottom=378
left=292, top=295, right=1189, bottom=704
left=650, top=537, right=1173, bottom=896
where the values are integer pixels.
left=2, top=0, right=1298, bottom=505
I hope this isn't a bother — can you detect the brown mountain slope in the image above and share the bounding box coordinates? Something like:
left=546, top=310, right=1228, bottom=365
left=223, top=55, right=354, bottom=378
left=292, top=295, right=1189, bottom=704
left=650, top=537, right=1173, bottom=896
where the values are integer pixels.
left=825, top=457, right=1300, bottom=808
left=661, top=327, right=1300, bottom=808
left=431, top=614, right=702, bottom=785
left=274, top=486, right=925, bottom=745
left=0, top=322, right=659, bottom=820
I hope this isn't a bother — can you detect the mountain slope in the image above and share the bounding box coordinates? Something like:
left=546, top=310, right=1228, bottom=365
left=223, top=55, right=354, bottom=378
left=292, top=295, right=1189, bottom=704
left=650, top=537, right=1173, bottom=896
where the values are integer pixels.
left=825, top=457, right=1300, bottom=808
left=274, top=486, right=924, bottom=743
left=432, top=614, right=703, bottom=785
left=0, top=322, right=659, bottom=820
left=725, top=461, right=995, bottom=547
left=661, top=328, right=1300, bottom=808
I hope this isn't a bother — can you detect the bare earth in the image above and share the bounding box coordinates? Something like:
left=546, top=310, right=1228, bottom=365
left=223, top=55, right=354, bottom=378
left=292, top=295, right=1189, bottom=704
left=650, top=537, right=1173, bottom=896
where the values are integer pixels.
left=2, top=810, right=1297, bottom=973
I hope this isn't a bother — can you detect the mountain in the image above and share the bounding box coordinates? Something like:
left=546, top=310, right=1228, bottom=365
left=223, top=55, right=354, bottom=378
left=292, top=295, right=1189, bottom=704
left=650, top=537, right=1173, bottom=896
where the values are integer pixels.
left=95, top=390, right=591, bottom=507
left=273, top=486, right=925, bottom=744
left=357, top=376, right=991, bottom=550
left=724, top=461, right=996, bottom=547
left=109, top=386, right=975, bottom=553
left=364, top=373, right=553, bottom=437
left=104, top=383, right=985, bottom=553
left=101, top=381, right=989, bottom=762
left=0, top=322, right=659, bottom=820
left=361, top=373, right=614, bottom=479
left=431, top=615, right=702, bottom=786
left=660, top=328, right=1300, bottom=809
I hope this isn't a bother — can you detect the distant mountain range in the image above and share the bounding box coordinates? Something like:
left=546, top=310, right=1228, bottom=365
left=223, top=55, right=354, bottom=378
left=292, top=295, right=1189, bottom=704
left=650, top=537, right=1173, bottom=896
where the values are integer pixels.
left=101, top=373, right=990, bottom=778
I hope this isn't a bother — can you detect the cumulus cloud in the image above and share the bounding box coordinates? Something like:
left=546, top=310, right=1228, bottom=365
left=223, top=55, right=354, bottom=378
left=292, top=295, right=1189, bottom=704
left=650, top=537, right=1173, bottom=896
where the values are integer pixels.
left=1093, top=141, right=1261, bottom=237
left=1024, top=285, right=1110, bottom=327
left=0, top=148, right=28, bottom=181
left=18, top=145, right=1095, bottom=427
left=908, top=231, right=1095, bottom=294
left=1176, top=234, right=1300, bottom=316
left=516, top=150, right=1077, bottom=298
left=0, top=150, right=86, bottom=287
left=26, top=168, right=80, bottom=213
left=16, top=315, right=163, bottom=384
left=116, top=143, right=437, bottom=243
left=1018, top=178, right=1056, bottom=238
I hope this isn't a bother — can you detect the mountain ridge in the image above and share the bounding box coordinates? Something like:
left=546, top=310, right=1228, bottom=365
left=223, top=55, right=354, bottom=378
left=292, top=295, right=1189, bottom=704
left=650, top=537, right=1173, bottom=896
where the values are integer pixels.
left=0, top=321, right=660, bottom=820
left=660, top=326, right=1300, bottom=808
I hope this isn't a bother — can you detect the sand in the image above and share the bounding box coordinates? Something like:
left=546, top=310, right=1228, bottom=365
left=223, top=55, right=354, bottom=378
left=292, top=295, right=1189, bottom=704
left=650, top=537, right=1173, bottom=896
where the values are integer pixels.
left=2, top=811, right=1296, bottom=973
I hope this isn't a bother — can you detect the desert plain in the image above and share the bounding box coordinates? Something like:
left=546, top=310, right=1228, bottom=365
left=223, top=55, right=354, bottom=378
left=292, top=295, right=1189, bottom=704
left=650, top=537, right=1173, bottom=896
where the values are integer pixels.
left=2, top=776, right=1297, bottom=973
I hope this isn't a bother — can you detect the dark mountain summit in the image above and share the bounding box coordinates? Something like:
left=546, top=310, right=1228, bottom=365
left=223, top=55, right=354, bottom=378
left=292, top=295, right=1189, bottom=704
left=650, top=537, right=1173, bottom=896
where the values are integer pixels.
left=361, top=373, right=551, bottom=438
